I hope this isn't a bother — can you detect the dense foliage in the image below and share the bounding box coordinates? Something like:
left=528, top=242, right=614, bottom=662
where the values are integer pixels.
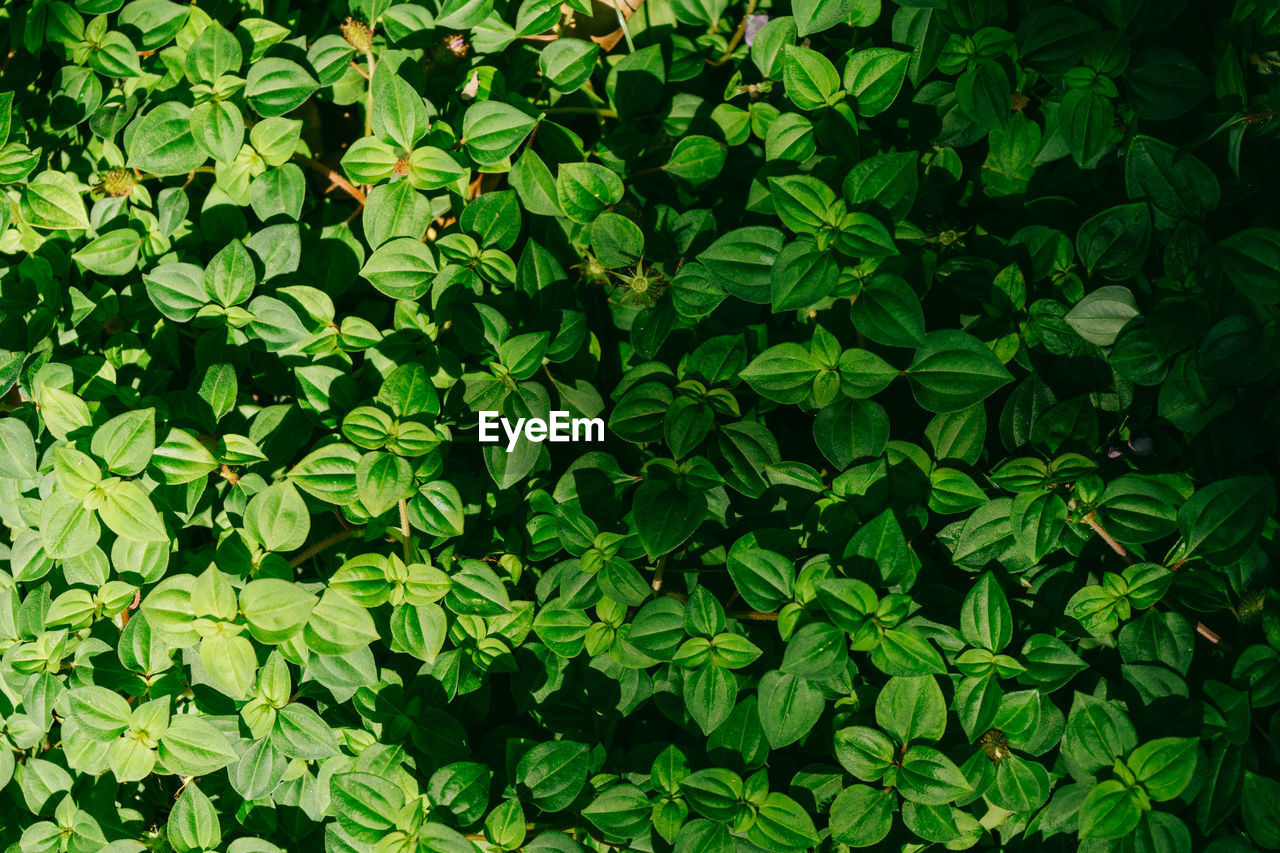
left=4, top=0, right=1280, bottom=850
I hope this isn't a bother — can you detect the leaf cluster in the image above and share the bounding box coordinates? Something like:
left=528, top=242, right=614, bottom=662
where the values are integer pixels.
left=2, top=0, right=1280, bottom=851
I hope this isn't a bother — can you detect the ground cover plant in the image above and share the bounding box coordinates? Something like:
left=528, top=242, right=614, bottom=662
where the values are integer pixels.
left=3, top=0, right=1280, bottom=850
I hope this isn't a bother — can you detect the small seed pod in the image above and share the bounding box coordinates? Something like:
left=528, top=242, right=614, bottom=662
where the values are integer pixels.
left=340, top=17, right=374, bottom=53
left=576, top=254, right=610, bottom=286
left=981, top=729, right=1010, bottom=763
left=96, top=167, right=137, bottom=198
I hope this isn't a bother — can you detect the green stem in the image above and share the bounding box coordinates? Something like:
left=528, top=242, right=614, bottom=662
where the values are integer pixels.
left=364, top=50, right=376, bottom=136
left=293, top=155, right=367, bottom=204
left=613, top=1, right=635, bottom=52
left=289, top=527, right=363, bottom=568
left=651, top=555, right=667, bottom=592
left=543, top=106, right=618, bottom=118
left=707, top=0, right=758, bottom=66
left=398, top=498, right=413, bottom=563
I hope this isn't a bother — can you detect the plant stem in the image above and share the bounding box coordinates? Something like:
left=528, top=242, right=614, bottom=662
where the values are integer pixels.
left=119, top=588, right=141, bottom=629
left=613, top=0, right=635, bottom=52
left=543, top=105, right=618, bottom=118
left=1073, top=500, right=1234, bottom=653
left=399, top=499, right=412, bottom=562
left=707, top=0, right=758, bottom=66
left=293, top=155, right=367, bottom=204
left=730, top=609, right=779, bottom=622
left=364, top=51, right=376, bottom=136
left=1082, top=510, right=1133, bottom=565
left=652, top=555, right=667, bottom=592
left=289, top=527, right=363, bottom=568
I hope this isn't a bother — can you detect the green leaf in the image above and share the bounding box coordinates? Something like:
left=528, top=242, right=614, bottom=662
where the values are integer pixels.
left=906, top=330, right=1013, bottom=413
left=794, top=0, right=852, bottom=35
left=145, top=263, right=209, bottom=321
left=897, top=745, right=971, bottom=805
left=741, top=343, right=822, bottom=404
left=771, top=239, right=839, bottom=311
left=73, top=228, right=142, bottom=275
left=409, top=481, right=466, bottom=538
left=634, top=477, right=705, bottom=559
left=306, top=588, right=379, bottom=655
left=288, top=443, right=360, bottom=504
left=1059, top=88, right=1113, bottom=168
left=68, top=686, right=132, bottom=738
left=91, top=409, right=156, bottom=477
left=1079, top=779, right=1144, bottom=839
left=769, top=175, right=836, bottom=235
left=41, top=490, right=101, bottom=560
left=1127, top=737, right=1197, bottom=801
left=371, top=67, right=428, bottom=151
left=844, top=48, right=910, bottom=117
left=852, top=274, right=925, bottom=347
left=956, top=61, right=1010, bottom=131
left=1177, top=476, right=1275, bottom=564
left=726, top=544, right=794, bottom=611
left=960, top=572, right=1012, bottom=652
left=245, top=58, right=318, bottom=117
left=244, top=482, right=310, bottom=553
left=21, top=171, right=90, bottom=230
left=875, top=675, right=946, bottom=744
left=835, top=725, right=896, bottom=780
left=539, top=39, right=599, bottom=92
left=205, top=238, right=256, bottom=307
left=99, top=480, right=167, bottom=542
left=199, top=633, right=257, bottom=699
left=330, top=772, right=405, bottom=843
left=1064, top=693, right=1138, bottom=773
left=240, top=579, right=317, bottom=643
left=556, top=162, right=624, bottom=224
left=748, top=792, right=820, bottom=850
left=700, top=226, right=784, bottom=304
left=582, top=782, right=651, bottom=840
left=784, top=46, right=841, bottom=110
left=0, top=418, right=38, bottom=480
left=159, top=716, right=239, bottom=776
left=757, top=671, right=823, bottom=748
left=989, top=755, right=1051, bottom=812
left=1243, top=772, right=1280, bottom=849
left=273, top=702, right=340, bottom=760
left=830, top=785, right=894, bottom=847
left=517, top=741, right=589, bottom=811
left=168, top=784, right=222, bottom=853
left=685, top=664, right=737, bottom=734
left=191, top=101, right=244, bottom=164
left=359, top=237, right=438, bottom=300
left=463, top=101, right=537, bottom=165
left=1221, top=229, right=1280, bottom=304
left=665, top=135, right=726, bottom=187
left=128, top=102, right=205, bottom=175
left=1076, top=206, right=1150, bottom=282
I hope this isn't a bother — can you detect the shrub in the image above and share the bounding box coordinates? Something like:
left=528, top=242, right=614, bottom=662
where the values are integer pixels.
left=2, top=0, right=1280, bottom=851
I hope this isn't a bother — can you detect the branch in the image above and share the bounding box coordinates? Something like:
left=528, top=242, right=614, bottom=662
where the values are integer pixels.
left=729, top=609, right=779, bottom=622
left=651, top=555, right=667, bottom=592
left=542, top=105, right=618, bottom=118
left=706, top=0, right=758, bottom=67
left=1082, top=511, right=1134, bottom=565
left=294, top=155, right=367, bottom=204
left=119, top=588, right=141, bottom=629
left=398, top=499, right=412, bottom=562
left=1073, top=499, right=1234, bottom=653
left=289, top=527, right=364, bottom=568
